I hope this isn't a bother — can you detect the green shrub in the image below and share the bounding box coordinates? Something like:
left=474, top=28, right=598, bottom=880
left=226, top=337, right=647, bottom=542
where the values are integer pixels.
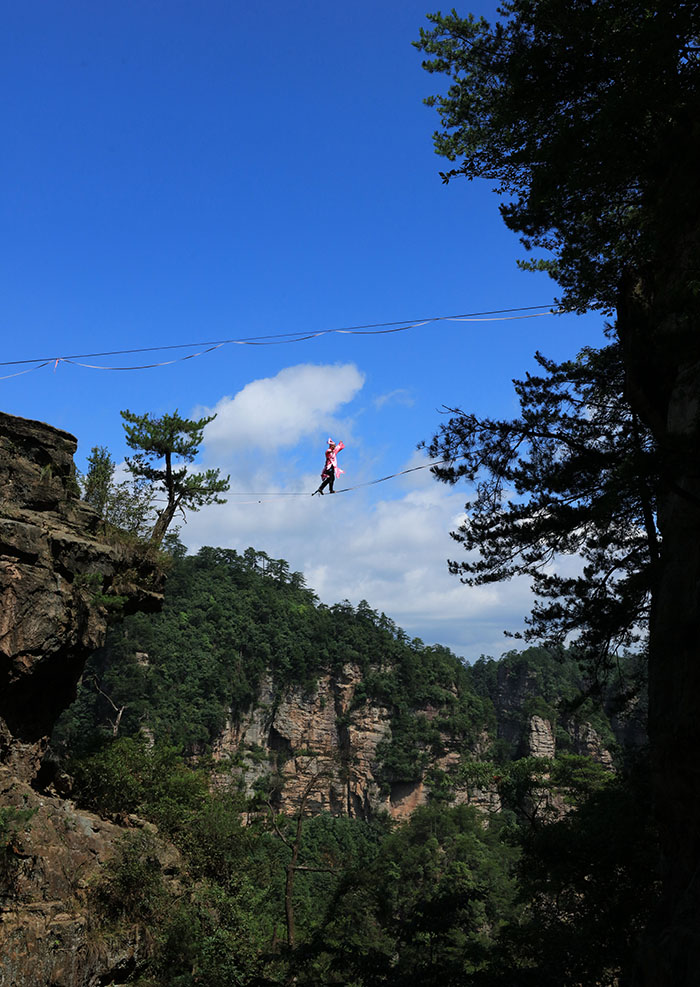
left=93, top=830, right=167, bottom=924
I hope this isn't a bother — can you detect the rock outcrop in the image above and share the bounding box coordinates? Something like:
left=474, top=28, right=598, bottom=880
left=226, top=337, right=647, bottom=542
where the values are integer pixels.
left=212, top=666, right=501, bottom=820
left=0, top=411, right=163, bottom=782
left=0, top=411, right=166, bottom=985
left=210, top=660, right=617, bottom=824
left=491, top=659, right=615, bottom=765
left=526, top=714, right=557, bottom=759
left=0, top=767, right=180, bottom=987
left=208, top=645, right=621, bottom=823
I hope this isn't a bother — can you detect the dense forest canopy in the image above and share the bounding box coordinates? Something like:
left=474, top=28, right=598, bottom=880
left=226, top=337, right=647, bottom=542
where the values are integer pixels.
left=43, top=545, right=654, bottom=985
left=55, top=546, right=492, bottom=763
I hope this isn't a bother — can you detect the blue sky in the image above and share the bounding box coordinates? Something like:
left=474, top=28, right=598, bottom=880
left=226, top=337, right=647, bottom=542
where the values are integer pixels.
left=1, top=1, right=607, bottom=659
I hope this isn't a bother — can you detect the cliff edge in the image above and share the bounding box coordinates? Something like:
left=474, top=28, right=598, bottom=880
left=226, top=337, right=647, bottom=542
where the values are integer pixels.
left=0, top=411, right=163, bottom=782
left=0, top=411, right=170, bottom=987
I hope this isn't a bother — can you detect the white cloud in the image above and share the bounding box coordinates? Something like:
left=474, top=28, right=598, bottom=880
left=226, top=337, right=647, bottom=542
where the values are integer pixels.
left=176, top=375, right=538, bottom=663
left=197, top=363, right=365, bottom=454
left=182, top=447, right=533, bottom=662
left=374, top=388, right=414, bottom=409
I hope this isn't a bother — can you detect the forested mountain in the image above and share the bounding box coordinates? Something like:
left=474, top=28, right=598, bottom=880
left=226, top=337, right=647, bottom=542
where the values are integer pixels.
left=53, top=546, right=640, bottom=816
left=55, top=544, right=489, bottom=758
left=39, top=545, right=656, bottom=985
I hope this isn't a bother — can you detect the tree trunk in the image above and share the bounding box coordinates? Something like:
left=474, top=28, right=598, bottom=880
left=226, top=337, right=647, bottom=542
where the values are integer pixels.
left=150, top=504, right=176, bottom=545
left=150, top=450, right=177, bottom=544
left=618, top=206, right=700, bottom=983
left=285, top=859, right=297, bottom=950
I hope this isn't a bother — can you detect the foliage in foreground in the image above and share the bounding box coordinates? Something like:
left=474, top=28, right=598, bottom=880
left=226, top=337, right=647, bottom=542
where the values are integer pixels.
left=75, top=738, right=657, bottom=986
left=51, top=544, right=654, bottom=984
left=53, top=546, right=493, bottom=779
left=423, top=342, right=657, bottom=673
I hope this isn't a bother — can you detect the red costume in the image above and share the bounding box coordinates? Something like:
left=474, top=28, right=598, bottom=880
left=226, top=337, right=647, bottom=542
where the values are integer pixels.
left=316, top=438, right=344, bottom=494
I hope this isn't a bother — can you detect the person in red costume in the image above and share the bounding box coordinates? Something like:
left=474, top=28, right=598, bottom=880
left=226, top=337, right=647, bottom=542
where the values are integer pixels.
left=314, top=437, right=344, bottom=495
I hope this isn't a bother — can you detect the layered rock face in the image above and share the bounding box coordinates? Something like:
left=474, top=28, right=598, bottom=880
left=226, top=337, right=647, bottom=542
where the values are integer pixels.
left=210, top=655, right=616, bottom=822
left=212, top=666, right=499, bottom=821
left=213, top=667, right=403, bottom=819
left=493, top=661, right=614, bottom=765
left=0, top=411, right=162, bottom=781
left=0, top=411, right=166, bottom=986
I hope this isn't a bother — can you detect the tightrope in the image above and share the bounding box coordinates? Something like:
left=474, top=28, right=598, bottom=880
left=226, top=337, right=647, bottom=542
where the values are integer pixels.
left=0, top=361, right=53, bottom=381
left=224, top=457, right=456, bottom=500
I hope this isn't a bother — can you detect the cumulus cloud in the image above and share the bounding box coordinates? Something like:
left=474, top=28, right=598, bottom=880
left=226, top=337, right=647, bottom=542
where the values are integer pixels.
left=182, top=446, right=532, bottom=662
left=176, top=373, right=537, bottom=662
left=197, top=363, right=365, bottom=454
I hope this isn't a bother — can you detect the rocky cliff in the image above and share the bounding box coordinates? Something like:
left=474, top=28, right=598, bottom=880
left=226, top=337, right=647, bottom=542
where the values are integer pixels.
left=0, top=411, right=167, bottom=986
left=490, top=659, right=616, bottom=767
left=210, top=656, right=616, bottom=822
left=0, top=767, right=180, bottom=987
left=212, top=666, right=502, bottom=820
left=0, top=411, right=162, bottom=781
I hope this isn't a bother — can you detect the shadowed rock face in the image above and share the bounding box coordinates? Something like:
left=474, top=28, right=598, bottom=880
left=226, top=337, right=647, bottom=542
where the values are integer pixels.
left=0, top=767, right=180, bottom=987
left=0, top=412, right=169, bottom=986
left=0, top=411, right=163, bottom=781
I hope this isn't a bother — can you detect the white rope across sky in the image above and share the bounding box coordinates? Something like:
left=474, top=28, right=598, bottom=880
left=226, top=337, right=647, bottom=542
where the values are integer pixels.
left=0, top=305, right=559, bottom=379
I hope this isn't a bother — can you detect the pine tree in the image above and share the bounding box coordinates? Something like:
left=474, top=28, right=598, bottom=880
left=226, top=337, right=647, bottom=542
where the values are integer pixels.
left=415, top=4, right=700, bottom=978
left=423, top=342, right=659, bottom=668
left=120, top=410, right=230, bottom=544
